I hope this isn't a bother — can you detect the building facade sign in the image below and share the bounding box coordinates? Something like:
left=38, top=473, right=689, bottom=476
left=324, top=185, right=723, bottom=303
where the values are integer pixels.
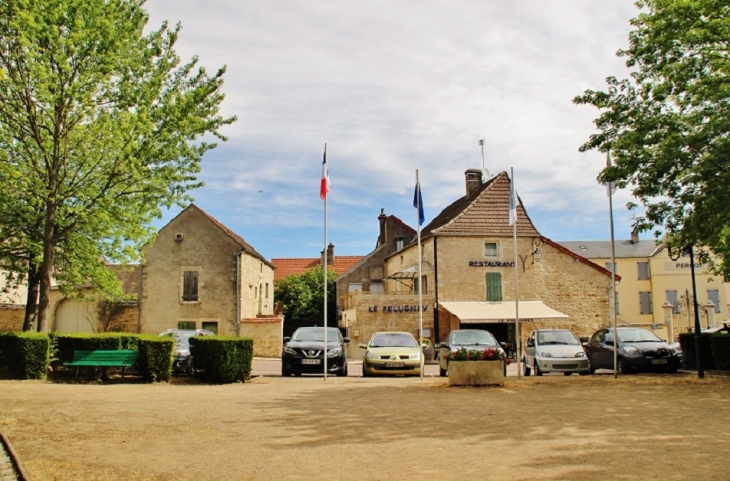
left=367, top=305, right=429, bottom=313
left=468, top=260, right=515, bottom=267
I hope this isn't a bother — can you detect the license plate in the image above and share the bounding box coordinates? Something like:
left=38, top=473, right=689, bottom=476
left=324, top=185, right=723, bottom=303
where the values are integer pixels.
left=302, top=359, right=321, bottom=365
left=651, top=359, right=668, bottom=364
left=384, top=362, right=404, bottom=368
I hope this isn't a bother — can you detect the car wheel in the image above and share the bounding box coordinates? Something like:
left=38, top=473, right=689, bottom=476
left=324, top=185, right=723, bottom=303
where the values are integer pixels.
left=281, top=365, right=291, bottom=377
left=666, top=365, right=678, bottom=374
left=563, top=372, right=572, bottom=376
left=362, top=364, right=370, bottom=377
left=589, top=364, right=596, bottom=375
left=523, top=358, right=531, bottom=376
left=618, top=358, right=632, bottom=375
left=439, top=366, right=447, bottom=377
left=535, top=361, right=543, bottom=377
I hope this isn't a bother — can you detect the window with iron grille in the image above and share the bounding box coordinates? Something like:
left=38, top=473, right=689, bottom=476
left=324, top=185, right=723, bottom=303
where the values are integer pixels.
left=182, top=270, right=199, bottom=302
left=486, top=273, right=502, bottom=301
left=637, top=262, right=650, bottom=280
left=639, top=291, right=653, bottom=315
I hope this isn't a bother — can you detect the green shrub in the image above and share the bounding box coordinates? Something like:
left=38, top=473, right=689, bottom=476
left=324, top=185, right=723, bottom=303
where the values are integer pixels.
left=678, top=332, right=715, bottom=370
left=190, top=336, right=253, bottom=384
left=51, top=333, right=125, bottom=365
left=710, top=333, right=730, bottom=371
left=136, top=336, right=174, bottom=382
left=0, top=331, right=17, bottom=367
left=5, top=333, right=50, bottom=379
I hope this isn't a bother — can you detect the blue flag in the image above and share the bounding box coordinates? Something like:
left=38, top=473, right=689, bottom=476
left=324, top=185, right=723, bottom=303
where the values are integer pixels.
left=413, top=179, right=425, bottom=226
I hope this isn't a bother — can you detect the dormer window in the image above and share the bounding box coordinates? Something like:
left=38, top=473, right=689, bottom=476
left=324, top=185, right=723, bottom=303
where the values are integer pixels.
left=396, top=236, right=404, bottom=251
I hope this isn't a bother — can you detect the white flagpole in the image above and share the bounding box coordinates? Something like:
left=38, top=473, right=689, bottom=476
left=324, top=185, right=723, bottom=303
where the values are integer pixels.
left=323, top=143, right=328, bottom=381
left=607, top=151, right=618, bottom=378
left=512, top=167, right=520, bottom=379
left=416, top=169, right=424, bottom=380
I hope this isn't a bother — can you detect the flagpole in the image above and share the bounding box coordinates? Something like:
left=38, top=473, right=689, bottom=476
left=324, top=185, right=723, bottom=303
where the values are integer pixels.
left=416, top=169, right=424, bottom=380
left=607, top=151, right=618, bottom=378
left=323, top=143, right=328, bottom=381
left=512, top=167, right=520, bottom=379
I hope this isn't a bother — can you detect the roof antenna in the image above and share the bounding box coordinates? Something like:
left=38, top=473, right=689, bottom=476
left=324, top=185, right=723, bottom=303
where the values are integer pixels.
left=479, top=139, right=490, bottom=181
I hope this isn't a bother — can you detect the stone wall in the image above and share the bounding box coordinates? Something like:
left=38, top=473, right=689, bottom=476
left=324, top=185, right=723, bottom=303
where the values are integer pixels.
left=0, top=305, right=24, bottom=332
left=240, top=317, right=283, bottom=357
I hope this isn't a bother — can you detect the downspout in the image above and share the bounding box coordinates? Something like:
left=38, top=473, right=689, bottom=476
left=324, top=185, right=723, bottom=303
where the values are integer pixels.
left=137, top=263, right=143, bottom=334
left=433, top=236, right=440, bottom=343
left=236, top=252, right=242, bottom=337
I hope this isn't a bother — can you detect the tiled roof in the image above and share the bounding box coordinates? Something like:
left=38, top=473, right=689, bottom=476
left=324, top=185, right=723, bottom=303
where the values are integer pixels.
left=557, top=240, right=661, bottom=259
left=420, top=171, right=540, bottom=239
left=272, top=256, right=364, bottom=281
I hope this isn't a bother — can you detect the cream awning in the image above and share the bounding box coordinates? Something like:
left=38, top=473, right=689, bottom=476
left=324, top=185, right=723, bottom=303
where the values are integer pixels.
left=387, top=261, right=434, bottom=280
left=439, top=301, right=569, bottom=324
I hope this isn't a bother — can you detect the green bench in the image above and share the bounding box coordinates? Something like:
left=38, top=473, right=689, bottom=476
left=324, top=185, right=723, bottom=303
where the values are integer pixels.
left=63, top=350, right=139, bottom=378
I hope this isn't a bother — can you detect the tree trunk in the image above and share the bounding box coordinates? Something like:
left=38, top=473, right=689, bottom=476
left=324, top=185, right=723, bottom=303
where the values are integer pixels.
left=22, top=263, right=41, bottom=332
left=36, top=202, right=56, bottom=332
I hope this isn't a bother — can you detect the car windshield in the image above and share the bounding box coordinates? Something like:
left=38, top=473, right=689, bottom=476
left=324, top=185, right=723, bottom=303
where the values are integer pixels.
left=291, top=328, right=341, bottom=342
left=450, top=331, right=497, bottom=346
left=618, top=328, right=662, bottom=343
left=370, top=333, right=418, bottom=348
left=537, top=330, right=579, bottom=345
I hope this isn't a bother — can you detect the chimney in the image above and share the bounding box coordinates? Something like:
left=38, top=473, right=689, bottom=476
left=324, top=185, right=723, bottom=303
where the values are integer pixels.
left=464, top=168, right=482, bottom=197
left=631, top=228, right=639, bottom=244
left=378, top=208, right=387, bottom=247
left=327, top=243, right=335, bottom=265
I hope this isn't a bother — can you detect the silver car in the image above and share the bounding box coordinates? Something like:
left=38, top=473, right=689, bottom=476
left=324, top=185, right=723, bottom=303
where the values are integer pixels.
left=523, top=329, right=590, bottom=376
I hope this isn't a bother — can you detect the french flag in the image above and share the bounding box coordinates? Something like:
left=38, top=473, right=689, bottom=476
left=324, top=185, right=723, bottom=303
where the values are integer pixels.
left=320, top=144, right=329, bottom=200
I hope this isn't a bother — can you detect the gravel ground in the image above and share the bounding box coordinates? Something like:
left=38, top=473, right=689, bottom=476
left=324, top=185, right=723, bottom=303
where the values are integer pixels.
left=1, top=372, right=729, bottom=480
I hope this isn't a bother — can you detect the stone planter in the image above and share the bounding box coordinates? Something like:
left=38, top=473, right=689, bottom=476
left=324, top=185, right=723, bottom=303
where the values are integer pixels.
left=448, top=360, right=505, bottom=386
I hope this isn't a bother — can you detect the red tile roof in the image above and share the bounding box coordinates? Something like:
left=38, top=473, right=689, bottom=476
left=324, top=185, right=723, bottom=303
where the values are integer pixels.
left=271, top=256, right=364, bottom=281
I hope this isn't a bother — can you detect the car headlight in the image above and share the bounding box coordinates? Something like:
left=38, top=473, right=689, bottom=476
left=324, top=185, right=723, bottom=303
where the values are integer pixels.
left=410, top=352, right=421, bottom=360
left=327, top=347, right=342, bottom=357
left=283, top=347, right=297, bottom=356
left=623, top=346, right=640, bottom=357
left=574, top=352, right=586, bottom=358
left=538, top=352, right=553, bottom=358
left=365, top=351, right=378, bottom=359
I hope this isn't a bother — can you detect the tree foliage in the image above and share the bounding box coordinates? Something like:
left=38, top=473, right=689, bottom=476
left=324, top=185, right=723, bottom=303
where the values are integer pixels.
left=0, top=0, right=236, bottom=329
left=274, top=266, right=337, bottom=337
left=574, top=0, right=730, bottom=273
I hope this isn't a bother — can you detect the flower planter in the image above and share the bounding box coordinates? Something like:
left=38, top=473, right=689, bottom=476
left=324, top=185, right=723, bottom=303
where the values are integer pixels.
left=448, top=360, right=504, bottom=386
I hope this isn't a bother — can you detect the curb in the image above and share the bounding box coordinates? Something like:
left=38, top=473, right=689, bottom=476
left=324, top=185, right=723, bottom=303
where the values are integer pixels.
left=0, top=432, right=31, bottom=481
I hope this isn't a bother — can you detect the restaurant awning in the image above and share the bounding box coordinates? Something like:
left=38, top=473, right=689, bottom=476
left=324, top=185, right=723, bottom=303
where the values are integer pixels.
left=387, top=261, right=435, bottom=280
left=439, top=301, right=569, bottom=324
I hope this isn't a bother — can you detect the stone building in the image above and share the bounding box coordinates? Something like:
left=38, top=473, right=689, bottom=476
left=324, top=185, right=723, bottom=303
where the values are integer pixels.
left=341, top=169, right=616, bottom=357
left=141, top=204, right=282, bottom=356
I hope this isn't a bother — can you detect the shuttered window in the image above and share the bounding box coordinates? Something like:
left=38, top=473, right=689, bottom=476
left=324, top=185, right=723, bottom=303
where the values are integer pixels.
left=605, top=262, right=618, bottom=274
left=486, top=273, right=502, bottom=301
left=667, top=290, right=680, bottom=314
left=639, top=291, right=652, bottom=315
left=182, top=271, right=199, bottom=302
left=178, top=321, right=195, bottom=330
left=637, top=262, right=650, bottom=280
left=202, top=321, right=218, bottom=334
left=708, top=290, right=720, bottom=313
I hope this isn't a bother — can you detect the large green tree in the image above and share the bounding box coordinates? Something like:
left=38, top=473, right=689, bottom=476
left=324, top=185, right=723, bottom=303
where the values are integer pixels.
left=0, top=0, right=236, bottom=330
left=274, top=266, right=337, bottom=337
left=574, top=0, right=730, bottom=273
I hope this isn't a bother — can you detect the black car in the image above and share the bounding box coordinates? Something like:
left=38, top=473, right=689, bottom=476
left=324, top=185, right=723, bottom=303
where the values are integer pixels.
left=585, top=327, right=681, bottom=374
left=282, top=327, right=349, bottom=376
left=159, top=328, right=216, bottom=374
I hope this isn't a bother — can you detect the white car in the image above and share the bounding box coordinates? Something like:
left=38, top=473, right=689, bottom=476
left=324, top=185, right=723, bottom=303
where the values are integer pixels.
left=523, top=329, right=590, bottom=376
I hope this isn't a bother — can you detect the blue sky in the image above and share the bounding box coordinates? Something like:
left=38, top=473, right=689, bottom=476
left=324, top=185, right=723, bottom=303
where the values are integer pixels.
left=144, top=1, right=643, bottom=260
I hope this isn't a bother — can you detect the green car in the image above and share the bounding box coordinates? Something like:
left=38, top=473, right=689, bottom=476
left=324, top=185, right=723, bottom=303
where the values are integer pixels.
left=360, top=331, right=422, bottom=377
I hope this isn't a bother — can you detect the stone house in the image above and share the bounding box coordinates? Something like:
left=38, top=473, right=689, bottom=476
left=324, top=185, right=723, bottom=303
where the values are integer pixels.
left=341, top=169, right=616, bottom=357
left=140, top=204, right=282, bottom=356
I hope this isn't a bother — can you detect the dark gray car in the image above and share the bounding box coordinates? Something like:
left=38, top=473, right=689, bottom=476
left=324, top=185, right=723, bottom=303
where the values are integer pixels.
left=159, top=328, right=215, bottom=374
left=437, top=329, right=506, bottom=377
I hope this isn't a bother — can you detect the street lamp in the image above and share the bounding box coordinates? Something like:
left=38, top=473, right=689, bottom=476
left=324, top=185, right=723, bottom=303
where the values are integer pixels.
left=666, top=243, right=704, bottom=379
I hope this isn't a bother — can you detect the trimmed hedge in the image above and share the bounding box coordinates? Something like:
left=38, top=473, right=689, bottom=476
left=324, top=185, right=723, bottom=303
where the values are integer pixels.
left=189, top=336, right=254, bottom=384
left=136, top=336, right=175, bottom=382
left=0, top=331, right=16, bottom=367
left=710, top=333, right=730, bottom=371
left=678, top=332, right=716, bottom=370
left=2, top=332, right=51, bottom=379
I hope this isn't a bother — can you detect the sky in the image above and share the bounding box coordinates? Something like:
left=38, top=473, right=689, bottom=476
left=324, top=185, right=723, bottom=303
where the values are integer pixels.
left=143, top=0, right=642, bottom=260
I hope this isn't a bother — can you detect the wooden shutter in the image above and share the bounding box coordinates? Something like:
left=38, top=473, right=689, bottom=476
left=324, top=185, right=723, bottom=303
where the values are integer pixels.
left=639, top=291, right=652, bottom=314
left=486, top=273, right=502, bottom=301
left=183, top=271, right=199, bottom=301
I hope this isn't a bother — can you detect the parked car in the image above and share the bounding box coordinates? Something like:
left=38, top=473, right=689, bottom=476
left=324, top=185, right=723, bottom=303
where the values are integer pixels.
left=159, top=328, right=216, bottom=374
left=360, top=331, right=422, bottom=377
left=437, top=329, right=506, bottom=377
left=584, top=327, right=681, bottom=374
left=281, top=327, right=349, bottom=377
left=523, top=329, right=590, bottom=376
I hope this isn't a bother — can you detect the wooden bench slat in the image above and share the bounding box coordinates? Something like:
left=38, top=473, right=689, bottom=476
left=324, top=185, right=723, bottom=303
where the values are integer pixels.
left=64, top=350, right=138, bottom=367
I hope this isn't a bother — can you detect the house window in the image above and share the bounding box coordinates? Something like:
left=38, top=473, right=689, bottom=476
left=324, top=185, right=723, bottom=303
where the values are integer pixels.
left=485, top=242, right=498, bottom=257
left=486, top=273, right=502, bottom=301
left=637, top=262, right=650, bottom=280
left=396, top=236, right=404, bottom=251
left=708, top=290, right=720, bottom=313
left=178, top=321, right=195, bottom=330
left=667, top=290, right=680, bottom=314
left=182, top=270, right=199, bottom=302
left=202, top=321, right=218, bottom=334
left=265, top=283, right=269, bottom=299
left=639, top=291, right=653, bottom=315
left=348, top=283, right=362, bottom=293
left=605, top=262, right=618, bottom=274
left=369, top=282, right=384, bottom=293
left=414, top=275, right=427, bottom=294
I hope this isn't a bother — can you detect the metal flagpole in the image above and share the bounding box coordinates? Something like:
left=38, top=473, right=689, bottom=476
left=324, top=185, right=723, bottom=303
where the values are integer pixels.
left=607, top=151, right=618, bottom=378
left=416, top=169, right=424, bottom=380
left=323, top=143, right=328, bottom=381
left=511, top=168, right=521, bottom=378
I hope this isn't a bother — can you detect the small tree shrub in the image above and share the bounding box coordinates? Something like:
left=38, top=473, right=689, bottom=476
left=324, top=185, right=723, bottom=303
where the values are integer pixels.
left=136, top=336, right=174, bottom=382
left=710, top=333, right=730, bottom=371
left=5, top=332, right=50, bottom=379
left=189, top=336, right=253, bottom=384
